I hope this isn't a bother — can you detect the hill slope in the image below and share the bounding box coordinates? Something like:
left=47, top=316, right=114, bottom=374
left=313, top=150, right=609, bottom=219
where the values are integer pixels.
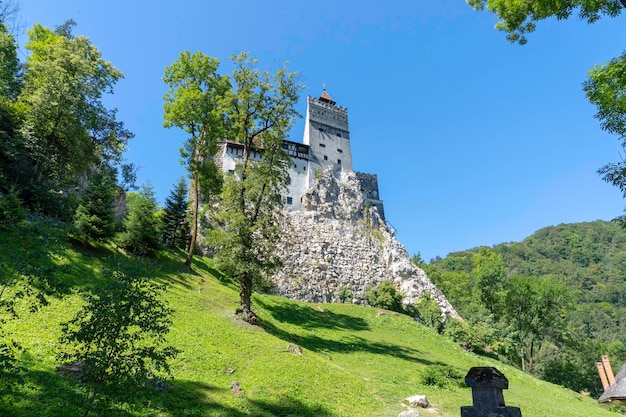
left=0, top=226, right=619, bottom=417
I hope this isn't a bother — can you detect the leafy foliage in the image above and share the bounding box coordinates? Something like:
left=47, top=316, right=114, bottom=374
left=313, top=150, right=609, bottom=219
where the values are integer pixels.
left=468, top=1, right=626, bottom=223
left=0, top=21, right=132, bottom=218
left=58, top=266, right=178, bottom=417
left=364, top=280, right=403, bottom=312
left=118, top=184, right=162, bottom=257
left=162, top=176, right=191, bottom=250
left=209, top=52, right=303, bottom=322
left=467, top=0, right=624, bottom=45
left=414, top=293, right=444, bottom=333
left=73, top=167, right=118, bottom=243
left=428, top=220, right=626, bottom=395
left=163, top=51, right=228, bottom=267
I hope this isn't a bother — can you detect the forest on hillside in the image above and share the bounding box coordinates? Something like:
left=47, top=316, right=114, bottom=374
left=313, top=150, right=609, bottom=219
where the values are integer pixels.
left=422, top=220, right=626, bottom=397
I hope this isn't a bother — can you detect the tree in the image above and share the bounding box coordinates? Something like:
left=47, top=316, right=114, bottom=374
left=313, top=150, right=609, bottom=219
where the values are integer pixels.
left=118, top=184, right=161, bottom=257
left=467, top=0, right=624, bottom=45
left=163, top=51, right=229, bottom=268
left=16, top=22, right=132, bottom=215
left=73, top=166, right=118, bottom=244
left=162, top=176, right=191, bottom=249
left=209, top=52, right=302, bottom=322
left=503, top=275, right=570, bottom=372
left=58, top=267, right=178, bottom=417
left=472, top=247, right=506, bottom=316
left=468, top=1, right=626, bottom=220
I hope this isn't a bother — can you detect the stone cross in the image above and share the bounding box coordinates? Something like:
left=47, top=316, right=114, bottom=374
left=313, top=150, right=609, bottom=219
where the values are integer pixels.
left=460, top=367, right=522, bottom=417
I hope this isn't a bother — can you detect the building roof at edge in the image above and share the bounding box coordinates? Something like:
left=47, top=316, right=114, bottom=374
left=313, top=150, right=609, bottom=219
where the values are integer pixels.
left=599, top=363, right=626, bottom=403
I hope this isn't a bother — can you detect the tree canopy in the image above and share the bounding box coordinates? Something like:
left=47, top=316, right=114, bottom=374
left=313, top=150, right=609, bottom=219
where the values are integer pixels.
left=467, top=0, right=624, bottom=44
left=209, top=52, right=303, bottom=322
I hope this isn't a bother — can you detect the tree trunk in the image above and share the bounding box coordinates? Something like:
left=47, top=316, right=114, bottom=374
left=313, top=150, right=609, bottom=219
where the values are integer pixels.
left=237, top=274, right=256, bottom=323
left=185, top=175, right=199, bottom=269
left=520, top=345, right=526, bottom=372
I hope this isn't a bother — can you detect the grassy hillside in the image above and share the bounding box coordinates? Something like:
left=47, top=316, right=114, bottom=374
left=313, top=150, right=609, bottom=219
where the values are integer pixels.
left=0, top=223, right=621, bottom=416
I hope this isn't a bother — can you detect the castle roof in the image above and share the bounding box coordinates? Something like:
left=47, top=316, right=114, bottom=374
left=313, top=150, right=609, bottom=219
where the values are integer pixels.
left=319, top=89, right=336, bottom=106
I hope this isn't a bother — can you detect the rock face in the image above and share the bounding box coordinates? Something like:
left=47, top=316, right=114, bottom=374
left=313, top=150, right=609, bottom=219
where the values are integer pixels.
left=271, top=169, right=459, bottom=319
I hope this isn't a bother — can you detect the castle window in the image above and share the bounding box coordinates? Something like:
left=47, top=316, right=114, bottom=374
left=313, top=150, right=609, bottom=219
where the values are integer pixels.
left=303, top=166, right=306, bottom=171
left=337, top=133, right=341, bottom=137
left=320, top=143, right=326, bottom=148
left=228, top=169, right=235, bottom=174
left=337, top=148, right=343, bottom=153
left=286, top=197, right=293, bottom=205
left=324, top=155, right=328, bottom=161
left=319, top=128, right=324, bottom=132
left=338, top=159, right=342, bottom=165
left=287, top=177, right=291, bottom=185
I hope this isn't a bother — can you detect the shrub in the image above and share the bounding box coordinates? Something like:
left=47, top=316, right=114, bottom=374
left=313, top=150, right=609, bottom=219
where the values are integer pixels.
left=338, top=285, right=352, bottom=303
left=420, top=365, right=464, bottom=389
left=364, top=280, right=403, bottom=312
left=0, top=187, right=25, bottom=229
left=415, top=293, right=444, bottom=333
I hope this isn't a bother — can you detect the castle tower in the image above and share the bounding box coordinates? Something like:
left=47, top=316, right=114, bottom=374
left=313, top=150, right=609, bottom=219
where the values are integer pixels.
left=303, top=90, right=353, bottom=186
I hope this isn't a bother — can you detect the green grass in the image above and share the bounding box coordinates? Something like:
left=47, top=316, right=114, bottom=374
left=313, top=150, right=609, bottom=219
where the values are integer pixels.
left=0, top=226, right=621, bottom=417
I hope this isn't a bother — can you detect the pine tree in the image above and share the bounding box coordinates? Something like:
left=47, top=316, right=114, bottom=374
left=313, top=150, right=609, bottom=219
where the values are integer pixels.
left=162, top=177, right=190, bottom=250
left=118, top=184, right=161, bottom=256
left=74, top=168, right=117, bottom=243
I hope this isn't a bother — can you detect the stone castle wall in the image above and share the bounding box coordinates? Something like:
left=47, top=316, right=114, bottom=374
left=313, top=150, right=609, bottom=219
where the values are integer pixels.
left=271, top=169, right=459, bottom=319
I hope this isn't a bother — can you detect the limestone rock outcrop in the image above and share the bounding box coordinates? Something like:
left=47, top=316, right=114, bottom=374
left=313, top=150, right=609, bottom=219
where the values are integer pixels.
left=271, top=170, right=459, bottom=319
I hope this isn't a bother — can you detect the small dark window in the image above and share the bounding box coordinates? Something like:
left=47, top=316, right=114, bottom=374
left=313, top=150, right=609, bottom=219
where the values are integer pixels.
left=286, top=197, right=293, bottom=205
left=303, top=166, right=306, bottom=171
left=320, top=143, right=326, bottom=148
left=228, top=169, right=235, bottom=174
left=337, top=148, right=343, bottom=153
left=287, top=177, right=291, bottom=185
left=324, top=155, right=328, bottom=161
left=319, top=128, right=324, bottom=132
left=338, top=159, right=342, bottom=165
left=337, top=133, right=341, bottom=137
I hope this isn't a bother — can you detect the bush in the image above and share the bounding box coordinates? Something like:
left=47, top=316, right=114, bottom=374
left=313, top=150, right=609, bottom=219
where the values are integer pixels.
left=364, top=280, right=403, bottom=312
left=338, top=285, right=352, bottom=303
left=0, top=187, right=25, bottom=228
left=420, top=365, right=464, bottom=389
left=415, top=293, right=444, bottom=333
left=118, top=185, right=162, bottom=257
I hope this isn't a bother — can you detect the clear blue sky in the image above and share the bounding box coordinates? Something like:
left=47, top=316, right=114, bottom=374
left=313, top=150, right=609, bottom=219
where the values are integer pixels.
left=16, top=1, right=626, bottom=262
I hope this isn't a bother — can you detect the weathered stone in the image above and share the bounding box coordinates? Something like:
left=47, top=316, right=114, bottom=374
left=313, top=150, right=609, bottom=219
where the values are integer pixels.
left=406, top=395, right=429, bottom=408
left=398, top=410, right=422, bottom=417
left=271, top=170, right=459, bottom=319
left=230, top=380, right=243, bottom=396
left=287, top=344, right=303, bottom=355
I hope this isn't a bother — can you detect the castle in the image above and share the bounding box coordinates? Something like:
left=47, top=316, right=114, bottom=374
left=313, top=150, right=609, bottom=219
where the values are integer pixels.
left=215, top=90, right=385, bottom=219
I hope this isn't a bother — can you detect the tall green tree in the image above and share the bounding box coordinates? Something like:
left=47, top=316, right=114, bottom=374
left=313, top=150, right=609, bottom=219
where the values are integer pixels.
left=210, top=53, right=302, bottom=322
left=16, top=22, right=131, bottom=215
left=73, top=166, right=118, bottom=244
left=163, top=51, right=229, bottom=268
left=472, top=247, right=506, bottom=316
left=162, top=176, right=191, bottom=250
left=118, top=184, right=162, bottom=257
left=467, top=1, right=626, bottom=220
left=503, top=275, right=570, bottom=372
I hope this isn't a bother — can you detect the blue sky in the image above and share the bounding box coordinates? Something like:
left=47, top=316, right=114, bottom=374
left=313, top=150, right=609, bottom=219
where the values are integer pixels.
left=16, top=1, right=626, bottom=261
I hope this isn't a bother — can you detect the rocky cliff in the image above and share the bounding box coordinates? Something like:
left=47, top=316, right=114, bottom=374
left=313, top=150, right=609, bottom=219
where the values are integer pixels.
left=271, top=169, right=459, bottom=319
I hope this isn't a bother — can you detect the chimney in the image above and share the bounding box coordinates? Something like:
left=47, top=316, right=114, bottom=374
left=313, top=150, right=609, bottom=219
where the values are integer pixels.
left=597, top=362, right=610, bottom=390
left=602, top=355, right=616, bottom=386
